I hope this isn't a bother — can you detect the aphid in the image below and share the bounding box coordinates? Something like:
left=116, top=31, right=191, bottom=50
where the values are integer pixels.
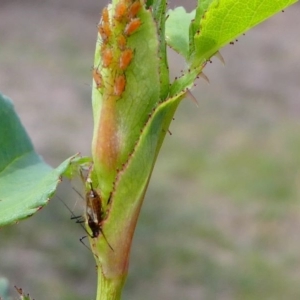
left=85, top=183, right=113, bottom=250
left=98, top=26, right=108, bottom=42
left=115, top=1, right=127, bottom=21
left=102, top=22, right=111, bottom=37
left=117, top=34, right=127, bottom=50
left=114, top=75, right=126, bottom=96
left=92, top=67, right=102, bottom=89
left=102, top=47, right=113, bottom=68
left=119, top=48, right=133, bottom=70
left=124, top=18, right=141, bottom=36
left=102, top=6, right=109, bottom=24
left=98, top=22, right=111, bottom=42
left=128, top=1, right=142, bottom=19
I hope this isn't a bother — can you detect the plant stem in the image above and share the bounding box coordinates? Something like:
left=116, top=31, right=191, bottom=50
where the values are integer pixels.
left=96, top=267, right=126, bottom=300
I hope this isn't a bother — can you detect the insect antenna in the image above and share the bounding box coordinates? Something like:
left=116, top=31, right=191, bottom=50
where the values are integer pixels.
left=96, top=224, right=113, bottom=251
left=55, top=194, right=93, bottom=253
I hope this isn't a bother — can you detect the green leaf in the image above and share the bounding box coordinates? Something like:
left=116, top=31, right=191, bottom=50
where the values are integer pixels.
left=190, top=0, right=298, bottom=67
left=165, top=7, right=195, bottom=59
left=92, top=4, right=161, bottom=197
left=189, top=0, right=215, bottom=56
left=62, top=155, right=92, bottom=179
left=94, top=91, right=184, bottom=276
left=0, top=93, right=74, bottom=227
left=117, top=5, right=160, bottom=132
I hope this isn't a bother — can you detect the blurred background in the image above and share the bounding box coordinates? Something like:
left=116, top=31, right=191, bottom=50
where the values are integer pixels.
left=1, top=0, right=300, bottom=299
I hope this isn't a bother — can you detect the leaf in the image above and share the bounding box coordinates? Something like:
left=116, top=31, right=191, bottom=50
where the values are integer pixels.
left=189, top=0, right=215, bottom=56
left=62, top=155, right=92, bottom=179
left=165, top=7, right=195, bottom=59
left=0, top=93, right=74, bottom=227
left=94, top=90, right=184, bottom=276
left=190, top=0, right=298, bottom=67
left=92, top=3, right=161, bottom=197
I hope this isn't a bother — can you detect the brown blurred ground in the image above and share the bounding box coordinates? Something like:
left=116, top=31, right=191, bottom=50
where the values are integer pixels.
left=1, top=1, right=300, bottom=300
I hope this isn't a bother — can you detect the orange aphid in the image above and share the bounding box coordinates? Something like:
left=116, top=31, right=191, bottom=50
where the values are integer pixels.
left=124, top=18, right=141, bottom=36
left=117, top=35, right=127, bottom=50
left=102, top=47, right=113, bottom=67
left=114, top=75, right=126, bottom=96
left=98, top=26, right=108, bottom=42
left=102, top=6, right=109, bottom=23
left=128, top=2, right=142, bottom=18
left=98, top=26, right=106, bottom=42
left=98, top=22, right=111, bottom=42
left=92, top=67, right=102, bottom=89
left=115, top=1, right=127, bottom=21
left=119, top=49, right=133, bottom=70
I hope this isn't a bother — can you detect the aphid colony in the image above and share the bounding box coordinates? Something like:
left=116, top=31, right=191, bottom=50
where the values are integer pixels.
left=92, top=0, right=142, bottom=97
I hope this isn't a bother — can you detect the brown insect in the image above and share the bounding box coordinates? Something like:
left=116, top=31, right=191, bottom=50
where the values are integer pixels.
left=85, top=182, right=113, bottom=250
left=57, top=180, right=113, bottom=251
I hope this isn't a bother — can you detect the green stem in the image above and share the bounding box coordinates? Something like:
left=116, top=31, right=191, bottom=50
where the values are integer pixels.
left=96, top=269, right=126, bottom=300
